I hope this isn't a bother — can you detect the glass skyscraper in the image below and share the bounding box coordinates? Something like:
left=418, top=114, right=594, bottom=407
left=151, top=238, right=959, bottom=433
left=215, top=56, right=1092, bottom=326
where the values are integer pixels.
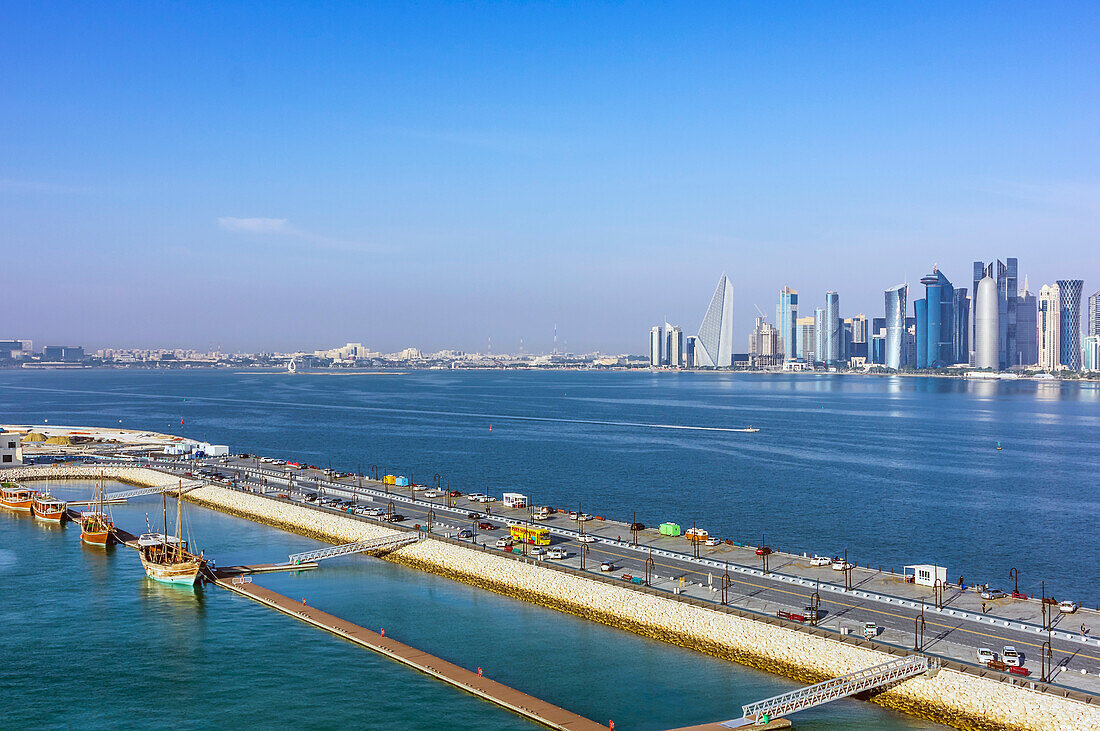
left=1088, top=290, right=1100, bottom=338
left=824, top=291, right=840, bottom=366
left=973, top=258, right=1017, bottom=369
left=694, top=273, right=735, bottom=368
left=775, top=286, right=798, bottom=362
left=814, top=307, right=826, bottom=366
left=1057, top=279, right=1083, bottom=370
left=884, top=284, right=907, bottom=369
left=914, top=266, right=958, bottom=368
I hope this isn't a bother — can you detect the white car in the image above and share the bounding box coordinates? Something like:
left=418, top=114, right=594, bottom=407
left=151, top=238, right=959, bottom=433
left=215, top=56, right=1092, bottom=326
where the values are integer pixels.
left=529, top=546, right=544, bottom=556
left=810, top=555, right=832, bottom=567
left=600, top=561, right=614, bottom=572
left=1059, top=600, right=1079, bottom=614
left=577, top=513, right=592, bottom=521
left=531, top=512, right=549, bottom=521
left=547, top=547, right=568, bottom=559
left=466, top=492, right=486, bottom=502
left=495, top=537, right=514, bottom=548
left=832, top=559, right=854, bottom=571
left=977, top=647, right=996, bottom=665
left=1001, top=646, right=1021, bottom=667
left=705, top=537, right=721, bottom=546
left=423, top=490, right=441, bottom=498
left=577, top=534, right=597, bottom=543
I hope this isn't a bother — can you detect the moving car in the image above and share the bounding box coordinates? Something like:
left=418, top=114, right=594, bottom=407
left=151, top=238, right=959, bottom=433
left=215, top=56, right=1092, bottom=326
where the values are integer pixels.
left=810, top=555, right=831, bottom=566
left=467, top=511, right=482, bottom=519
left=547, top=547, right=567, bottom=559
left=457, top=528, right=473, bottom=539
left=980, top=588, right=1007, bottom=600
left=1001, top=646, right=1022, bottom=667
left=477, top=522, right=496, bottom=530
left=577, top=534, right=597, bottom=543
left=1059, top=600, right=1079, bottom=614
left=977, top=647, right=996, bottom=664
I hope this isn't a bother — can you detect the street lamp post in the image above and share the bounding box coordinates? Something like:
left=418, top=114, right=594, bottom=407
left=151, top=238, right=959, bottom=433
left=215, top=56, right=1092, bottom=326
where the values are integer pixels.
left=843, top=548, right=853, bottom=591
left=645, top=551, right=655, bottom=586
left=427, top=509, right=435, bottom=534
left=580, top=543, right=589, bottom=571
left=692, top=521, right=700, bottom=559
left=1009, top=567, right=1019, bottom=596
left=760, top=533, right=769, bottom=573
left=809, top=580, right=821, bottom=626
left=914, top=600, right=926, bottom=651
left=721, top=563, right=732, bottom=605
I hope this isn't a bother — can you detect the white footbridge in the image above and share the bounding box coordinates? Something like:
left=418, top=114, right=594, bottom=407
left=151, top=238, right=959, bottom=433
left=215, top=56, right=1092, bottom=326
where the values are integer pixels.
left=105, top=480, right=206, bottom=501
left=722, top=655, right=936, bottom=726
left=288, top=533, right=420, bottom=564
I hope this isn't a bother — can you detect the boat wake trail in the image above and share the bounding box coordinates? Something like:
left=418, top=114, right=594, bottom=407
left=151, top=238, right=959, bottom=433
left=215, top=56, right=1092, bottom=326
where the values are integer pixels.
left=0, top=385, right=759, bottom=434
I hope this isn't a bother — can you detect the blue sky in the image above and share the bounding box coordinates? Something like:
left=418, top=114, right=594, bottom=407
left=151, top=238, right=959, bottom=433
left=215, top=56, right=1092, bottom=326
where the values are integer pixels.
left=3, top=2, right=1098, bottom=353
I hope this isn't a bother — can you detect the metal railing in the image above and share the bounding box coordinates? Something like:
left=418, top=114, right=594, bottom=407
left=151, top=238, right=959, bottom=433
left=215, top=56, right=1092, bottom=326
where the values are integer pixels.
left=735, top=655, right=933, bottom=723
left=105, top=480, right=205, bottom=500
left=288, top=533, right=419, bottom=564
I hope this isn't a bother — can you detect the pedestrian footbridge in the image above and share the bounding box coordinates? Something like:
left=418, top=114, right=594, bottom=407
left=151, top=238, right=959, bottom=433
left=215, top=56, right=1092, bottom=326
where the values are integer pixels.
left=720, top=655, right=935, bottom=727
left=106, top=480, right=205, bottom=501
left=288, top=533, right=419, bottom=564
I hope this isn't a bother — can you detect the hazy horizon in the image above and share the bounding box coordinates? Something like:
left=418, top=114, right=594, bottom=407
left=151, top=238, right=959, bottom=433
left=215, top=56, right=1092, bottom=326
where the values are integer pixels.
left=4, top=3, right=1098, bottom=353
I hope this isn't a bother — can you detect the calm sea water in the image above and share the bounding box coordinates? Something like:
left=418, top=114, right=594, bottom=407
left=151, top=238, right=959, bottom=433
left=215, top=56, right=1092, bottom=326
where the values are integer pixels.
left=0, top=369, right=1096, bottom=729
left=0, top=480, right=938, bottom=730
left=1, top=369, right=1097, bottom=600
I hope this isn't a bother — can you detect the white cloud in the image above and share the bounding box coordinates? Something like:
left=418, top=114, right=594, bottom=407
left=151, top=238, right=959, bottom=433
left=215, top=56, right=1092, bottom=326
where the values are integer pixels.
left=217, top=216, right=289, bottom=234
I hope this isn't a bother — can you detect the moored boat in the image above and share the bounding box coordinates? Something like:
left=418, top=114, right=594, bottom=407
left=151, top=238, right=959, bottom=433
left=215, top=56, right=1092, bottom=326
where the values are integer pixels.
left=32, top=492, right=67, bottom=522
left=137, top=482, right=205, bottom=585
left=0, top=483, right=38, bottom=512
left=80, top=475, right=114, bottom=546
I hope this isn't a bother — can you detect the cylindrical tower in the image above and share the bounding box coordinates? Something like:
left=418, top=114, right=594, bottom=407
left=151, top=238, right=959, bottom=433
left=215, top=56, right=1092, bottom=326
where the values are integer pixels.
left=975, top=276, right=999, bottom=369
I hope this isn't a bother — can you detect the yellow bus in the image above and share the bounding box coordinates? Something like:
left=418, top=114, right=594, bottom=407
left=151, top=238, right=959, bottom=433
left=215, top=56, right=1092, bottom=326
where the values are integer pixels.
left=510, top=524, right=550, bottom=546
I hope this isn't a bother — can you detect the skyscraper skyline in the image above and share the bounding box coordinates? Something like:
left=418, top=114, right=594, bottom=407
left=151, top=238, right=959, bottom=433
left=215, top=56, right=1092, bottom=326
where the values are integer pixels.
left=1087, top=290, right=1100, bottom=339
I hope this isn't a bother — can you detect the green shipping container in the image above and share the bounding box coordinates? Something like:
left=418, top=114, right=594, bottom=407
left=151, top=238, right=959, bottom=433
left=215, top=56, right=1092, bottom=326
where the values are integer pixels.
left=658, top=522, right=681, bottom=537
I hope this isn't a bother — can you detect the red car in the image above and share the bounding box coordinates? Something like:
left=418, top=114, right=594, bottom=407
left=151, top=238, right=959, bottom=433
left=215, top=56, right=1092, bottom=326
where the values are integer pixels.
left=478, top=522, right=496, bottom=530
left=756, top=546, right=772, bottom=556
left=448, top=490, right=462, bottom=497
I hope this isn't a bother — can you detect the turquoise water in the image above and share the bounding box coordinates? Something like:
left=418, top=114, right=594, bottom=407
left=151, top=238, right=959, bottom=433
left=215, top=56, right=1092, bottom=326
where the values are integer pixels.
left=0, top=480, right=940, bottom=729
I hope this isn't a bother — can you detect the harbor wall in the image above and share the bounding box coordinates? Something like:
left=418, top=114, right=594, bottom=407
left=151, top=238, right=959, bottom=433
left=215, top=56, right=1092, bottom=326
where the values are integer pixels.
left=12, top=465, right=1099, bottom=731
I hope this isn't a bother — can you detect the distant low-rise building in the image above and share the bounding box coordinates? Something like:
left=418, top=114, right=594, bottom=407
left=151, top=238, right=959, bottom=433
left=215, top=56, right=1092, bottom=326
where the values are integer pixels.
left=42, top=345, right=85, bottom=362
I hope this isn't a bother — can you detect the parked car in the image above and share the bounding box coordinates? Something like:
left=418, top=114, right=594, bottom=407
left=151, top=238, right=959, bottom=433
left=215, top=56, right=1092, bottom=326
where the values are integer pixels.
left=457, top=528, right=473, bottom=539
left=1001, top=646, right=1022, bottom=667
left=577, top=513, right=592, bottom=521
left=448, top=490, right=462, bottom=497
left=981, top=588, right=1007, bottom=600
left=368, top=507, right=385, bottom=516
left=756, top=546, right=772, bottom=556
left=385, top=513, right=406, bottom=523
left=810, top=555, right=831, bottom=567
left=977, top=647, right=996, bottom=664
left=495, top=537, right=514, bottom=548
left=1059, top=600, right=1079, bottom=614
left=863, top=622, right=878, bottom=639
left=832, top=558, right=853, bottom=571
left=424, top=490, right=441, bottom=498
left=600, top=561, right=615, bottom=572
left=705, top=537, right=721, bottom=547
left=529, top=546, right=544, bottom=556
left=628, top=522, right=645, bottom=532
left=547, top=547, right=568, bottom=559
left=531, top=512, right=549, bottom=521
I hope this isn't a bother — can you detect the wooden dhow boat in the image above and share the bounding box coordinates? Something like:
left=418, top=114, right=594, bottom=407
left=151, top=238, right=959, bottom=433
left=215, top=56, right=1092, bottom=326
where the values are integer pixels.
left=137, top=482, right=205, bottom=586
left=32, top=491, right=67, bottom=522
left=80, top=475, right=114, bottom=546
left=0, top=483, right=38, bottom=512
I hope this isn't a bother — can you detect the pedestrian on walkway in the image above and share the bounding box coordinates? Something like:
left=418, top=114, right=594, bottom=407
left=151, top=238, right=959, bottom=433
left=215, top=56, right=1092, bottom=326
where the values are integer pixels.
left=982, top=602, right=987, bottom=613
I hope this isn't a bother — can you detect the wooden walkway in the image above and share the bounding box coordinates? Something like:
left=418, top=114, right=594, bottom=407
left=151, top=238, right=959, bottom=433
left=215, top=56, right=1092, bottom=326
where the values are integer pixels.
left=210, top=573, right=607, bottom=731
